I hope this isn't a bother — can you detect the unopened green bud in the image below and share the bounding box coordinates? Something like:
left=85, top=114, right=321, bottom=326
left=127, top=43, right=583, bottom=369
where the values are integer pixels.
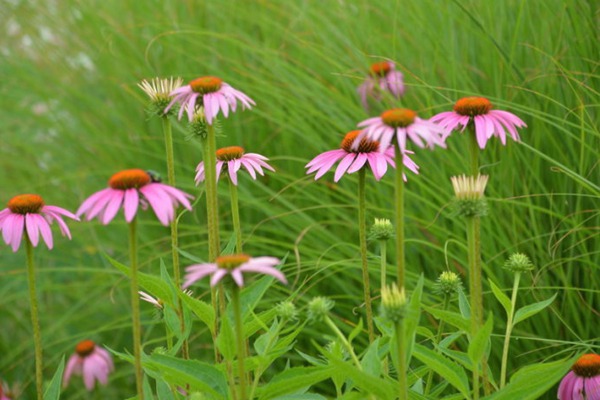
left=450, top=175, right=489, bottom=218
left=504, top=253, right=534, bottom=273
left=307, top=297, right=334, bottom=322
left=138, top=77, right=183, bottom=117
left=151, top=346, right=168, bottom=355
left=369, top=218, right=395, bottom=240
left=276, top=301, right=298, bottom=321
left=434, top=271, right=462, bottom=295
left=381, top=284, right=407, bottom=323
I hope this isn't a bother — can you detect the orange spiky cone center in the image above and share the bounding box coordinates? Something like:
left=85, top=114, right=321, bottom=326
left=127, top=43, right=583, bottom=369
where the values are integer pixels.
left=108, top=169, right=151, bottom=190
left=7, top=194, right=44, bottom=214
left=381, top=108, right=417, bottom=128
left=341, top=130, right=379, bottom=153
left=453, top=97, right=493, bottom=116
left=216, top=146, right=245, bottom=161
left=369, top=61, right=392, bottom=77
left=75, top=340, right=96, bottom=357
left=572, top=354, right=600, bottom=377
left=190, top=76, right=223, bottom=94
left=216, top=254, right=251, bottom=270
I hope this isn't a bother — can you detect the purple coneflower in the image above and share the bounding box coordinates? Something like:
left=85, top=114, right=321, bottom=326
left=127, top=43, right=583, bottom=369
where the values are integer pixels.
left=195, top=146, right=275, bottom=186
left=305, top=130, right=419, bottom=182
left=164, top=76, right=255, bottom=124
left=76, top=169, right=193, bottom=226
left=63, top=340, right=114, bottom=391
left=558, top=354, right=600, bottom=400
left=0, top=194, right=78, bottom=252
left=357, top=108, right=446, bottom=153
left=183, top=254, right=286, bottom=288
left=358, top=61, right=405, bottom=110
left=430, top=97, right=526, bottom=149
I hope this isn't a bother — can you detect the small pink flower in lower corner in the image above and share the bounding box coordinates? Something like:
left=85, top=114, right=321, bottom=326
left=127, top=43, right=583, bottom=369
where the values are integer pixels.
left=63, top=340, right=114, bottom=391
left=357, top=108, right=447, bottom=153
left=76, top=169, right=193, bottom=226
left=430, top=97, right=526, bottom=149
left=164, top=76, right=255, bottom=124
left=195, top=146, right=275, bottom=186
left=0, top=194, right=78, bottom=252
left=357, top=61, right=405, bottom=110
left=305, top=130, right=419, bottom=182
left=558, top=354, right=600, bottom=400
left=183, top=254, right=287, bottom=288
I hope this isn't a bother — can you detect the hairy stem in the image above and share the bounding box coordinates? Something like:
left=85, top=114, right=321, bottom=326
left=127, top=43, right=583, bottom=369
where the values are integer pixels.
left=324, top=316, right=362, bottom=369
left=395, top=319, right=408, bottom=400
left=25, top=238, right=43, bottom=400
left=393, top=142, right=406, bottom=288
left=500, top=272, right=521, bottom=388
left=229, top=180, right=243, bottom=253
left=231, top=286, right=247, bottom=400
left=466, top=216, right=482, bottom=400
left=358, top=168, right=375, bottom=342
left=128, top=218, right=144, bottom=400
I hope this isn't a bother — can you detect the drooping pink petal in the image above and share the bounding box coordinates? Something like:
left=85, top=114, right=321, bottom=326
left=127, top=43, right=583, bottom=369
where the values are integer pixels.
left=240, top=159, right=258, bottom=179
left=347, top=153, right=368, bottom=174
left=123, top=189, right=139, bottom=223
left=63, top=355, right=80, bottom=388
left=210, top=269, right=228, bottom=287
left=333, top=153, right=357, bottom=182
left=10, top=215, right=24, bottom=252
left=231, top=269, right=244, bottom=287
left=42, top=205, right=78, bottom=220
left=182, top=264, right=219, bottom=288
left=139, top=185, right=172, bottom=226
left=43, top=210, right=72, bottom=239
left=585, top=376, right=600, bottom=400
left=25, top=214, right=40, bottom=247
left=101, top=190, right=124, bottom=225
left=82, top=358, right=98, bottom=390
left=36, top=215, right=54, bottom=249
left=77, top=188, right=112, bottom=217
left=157, top=184, right=193, bottom=210
left=237, top=264, right=287, bottom=284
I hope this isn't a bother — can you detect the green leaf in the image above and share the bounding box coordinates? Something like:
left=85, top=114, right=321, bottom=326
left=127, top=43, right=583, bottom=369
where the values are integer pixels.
left=43, top=355, right=65, bottom=400
left=178, top=290, right=215, bottom=334
left=423, top=306, right=470, bottom=332
left=257, top=366, right=334, bottom=399
left=405, top=274, right=424, bottom=362
left=360, top=338, right=381, bottom=377
left=156, top=377, right=176, bottom=400
left=327, top=357, right=396, bottom=399
left=145, top=354, right=228, bottom=399
left=412, top=344, right=470, bottom=398
left=484, top=356, right=577, bottom=400
left=513, top=294, right=557, bottom=326
left=468, top=313, right=493, bottom=365
left=216, top=313, right=235, bottom=361
left=349, top=318, right=363, bottom=344
left=458, top=289, right=471, bottom=319
left=104, top=253, right=171, bottom=302
left=489, top=280, right=512, bottom=315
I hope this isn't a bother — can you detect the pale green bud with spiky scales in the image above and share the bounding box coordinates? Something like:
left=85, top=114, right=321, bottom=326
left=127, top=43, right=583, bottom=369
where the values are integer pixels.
left=434, top=271, right=463, bottom=296
left=450, top=174, right=489, bottom=218
left=188, top=106, right=221, bottom=140
left=138, top=77, right=183, bottom=117
left=369, top=218, right=395, bottom=241
left=276, top=301, right=298, bottom=321
left=381, top=284, right=407, bottom=323
left=307, top=297, right=334, bottom=322
left=504, top=253, right=534, bottom=273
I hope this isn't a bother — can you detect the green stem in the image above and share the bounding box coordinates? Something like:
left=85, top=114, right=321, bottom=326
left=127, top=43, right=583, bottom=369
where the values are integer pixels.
left=466, top=216, right=481, bottom=400
left=500, top=273, right=521, bottom=388
left=161, top=116, right=188, bottom=360
left=229, top=180, right=243, bottom=253
left=231, top=286, right=247, bottom=400
left=129, top=218, right=144, bottom=400
left=393, top=142, right=405, bottom=288
left=395, top=319, right=408, bottom=400
left=25, top=238, right=43, bottom=400
left=424, top=295, right=450, bottom=395
left=324, top=316, right=362, bottom=369
left=249, top=319, right=288, bottom=399
left=380, top=240, right=387, bottom=289
left=468, top=125, right=479, bottom=176
left=358, top=168, right=375, bottom=342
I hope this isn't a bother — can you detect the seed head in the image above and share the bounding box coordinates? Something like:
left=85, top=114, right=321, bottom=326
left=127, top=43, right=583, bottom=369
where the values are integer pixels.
left=369, top=218, right=394, bottom=241
left=307, top=297, right=334, bottom=322
left=434, top=271, right=462, bottom=295
left=276, top=301, right=298, bottom=321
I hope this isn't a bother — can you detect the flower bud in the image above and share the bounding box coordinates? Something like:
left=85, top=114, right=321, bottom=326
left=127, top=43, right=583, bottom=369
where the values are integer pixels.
left=369, top=218, right=395, bottom=241
left=276, top=301, right=298, bottom=321
left=434, top=271, right=462, bottom=295
left=138, top=77, right=183, bottom=117
left=503, top=253, right=534, bottom=273
left=381, top=284, right=407, bottom=323
left=307, top=297, right=334, bottom=322
left=450, top=174, right=489, bottom=218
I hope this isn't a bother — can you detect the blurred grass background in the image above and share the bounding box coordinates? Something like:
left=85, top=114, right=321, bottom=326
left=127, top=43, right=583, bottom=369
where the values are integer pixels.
left=0, top=0, right=598, bottom=398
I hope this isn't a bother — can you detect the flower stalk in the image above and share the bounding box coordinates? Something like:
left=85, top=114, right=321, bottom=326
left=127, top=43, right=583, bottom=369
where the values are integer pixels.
left=393, top=142, right=406, bottom=288
left=228, top=180, right=243, bottom=253
left=395, top=319, right=408, bottom=400
left=230, top=286, right=247, bottom=400
left=500, top=272, right=521, bottom=388
left=25, top=238, right=43, bottom=400
left=358, top=168, right=375, bottom=342
left=128, top=217, right=144, bottom=400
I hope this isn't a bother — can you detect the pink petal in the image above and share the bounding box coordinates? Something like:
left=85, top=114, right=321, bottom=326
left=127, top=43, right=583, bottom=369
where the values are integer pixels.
left=238, top=264, right=287, bottom=284
left=210, top=269, right=228, bottom=287
left=101, top=190, right=124, bottom=225
left=35, top=215, right=54, bottom=250
left=123, top=189, right=139, bottom=223
left=25, top=214, right=40, bottom=247
left=333, top=153, right=356, bottom=182
left=182, top=264, right=219, bottom=288
left=63, top=355, right=80, bottom=388
left=347, top=153, right=368, bottom=174
left=10, top=215, right=25, bottom=252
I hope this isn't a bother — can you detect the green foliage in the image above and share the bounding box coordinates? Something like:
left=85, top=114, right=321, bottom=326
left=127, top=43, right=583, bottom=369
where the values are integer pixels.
left=43, top=355, right=64, bottom=400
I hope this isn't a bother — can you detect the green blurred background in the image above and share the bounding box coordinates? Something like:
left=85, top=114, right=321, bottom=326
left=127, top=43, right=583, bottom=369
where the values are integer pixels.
left=0, top=0, right=598, bottom=398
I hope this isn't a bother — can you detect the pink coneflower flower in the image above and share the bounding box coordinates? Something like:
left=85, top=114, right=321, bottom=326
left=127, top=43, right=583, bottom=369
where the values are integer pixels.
left=0, top=194, right=78, bottom=252
left=0, top=383, right=10, bottom=400
left=195, top=146, right=275, bottom=186
left=306, top=130, right=419, bottom=182
left=164, top=76, right=255, bottom=124
left=429, top=97, right=527, bottom=149
left=63, top=340, right=114, bottom=391
left=358, top=61, right=405, bottom=110
left=76, top=169, right=193, bottom=226
left=356, top=108, right=447, bottom=153
left=558, top=354, right=600, bottom=400
left=183, top=254, right=287, bottom=288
